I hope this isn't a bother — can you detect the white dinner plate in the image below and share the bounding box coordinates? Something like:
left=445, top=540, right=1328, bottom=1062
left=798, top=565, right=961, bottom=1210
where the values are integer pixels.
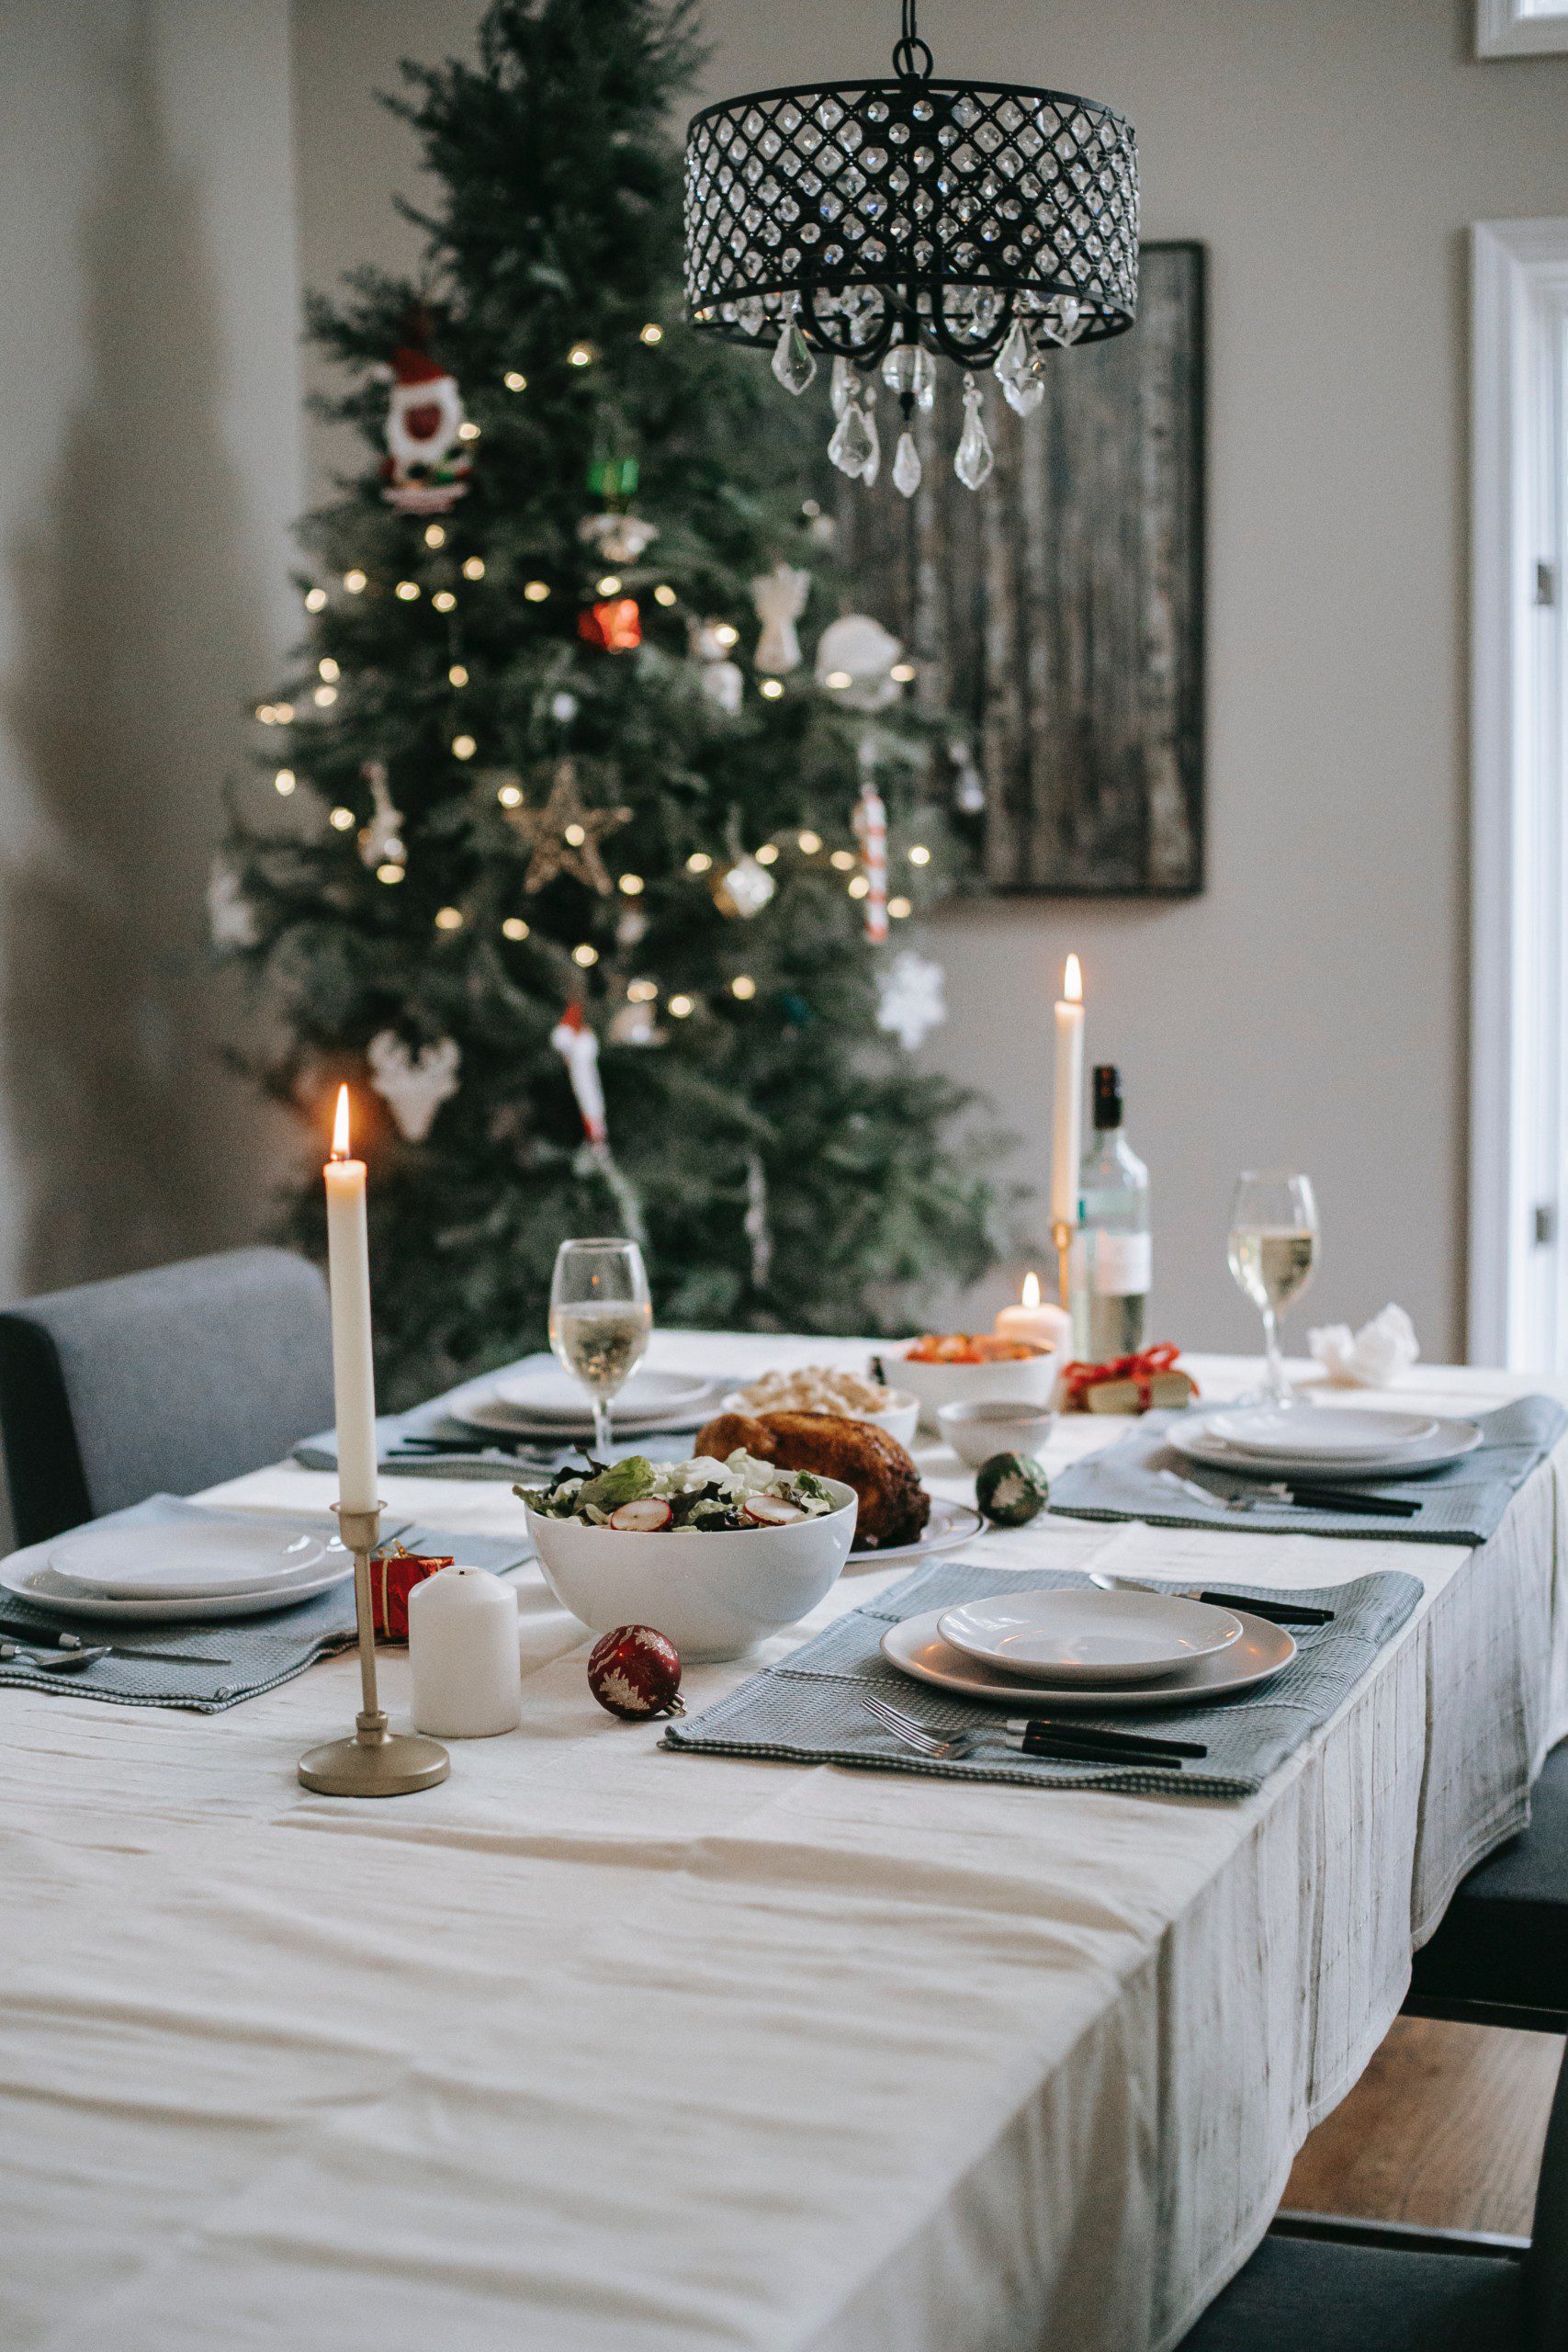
left=2, top=1551, right=353, bottom=1624
left=936, top=1588, right=1244, bottom=1686
left=847, top=1498, right=984, bottom=1568
left=1169, top=1413, right=1483, bottom=1483
left=882, top=1604, right=1297, bottom=1711
left=488, top=1368, right=716, bottom=1421
left=1204, top=1406, right=1439, bottom=1462
left=44, top=1520, right=334, bottom=1601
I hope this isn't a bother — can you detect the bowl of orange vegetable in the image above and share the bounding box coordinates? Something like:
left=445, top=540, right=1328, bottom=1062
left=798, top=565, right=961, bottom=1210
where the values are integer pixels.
left=893, top=1334, right=1060, bottom=1430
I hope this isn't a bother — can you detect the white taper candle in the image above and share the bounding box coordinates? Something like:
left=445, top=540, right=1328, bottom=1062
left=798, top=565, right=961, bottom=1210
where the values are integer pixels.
left=1049, top=954, right=1085, bottom=1231
left=324, top=1084, right=379, bottom=1514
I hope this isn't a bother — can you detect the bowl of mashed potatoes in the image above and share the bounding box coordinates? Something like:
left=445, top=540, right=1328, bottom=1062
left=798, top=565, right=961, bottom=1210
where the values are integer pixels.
left=721, top=1365, right=920, bottom=1449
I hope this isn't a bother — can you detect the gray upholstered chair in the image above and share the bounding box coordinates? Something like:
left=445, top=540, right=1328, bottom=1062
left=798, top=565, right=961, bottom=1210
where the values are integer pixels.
left=1178, top=2048, right=1567, bottom=2352
left=0, top=1246, right=334, bottom=1545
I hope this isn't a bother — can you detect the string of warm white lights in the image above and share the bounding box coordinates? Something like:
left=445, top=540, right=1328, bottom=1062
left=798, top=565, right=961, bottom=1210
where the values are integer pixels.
left=256, top=318, right=935, bottom=1031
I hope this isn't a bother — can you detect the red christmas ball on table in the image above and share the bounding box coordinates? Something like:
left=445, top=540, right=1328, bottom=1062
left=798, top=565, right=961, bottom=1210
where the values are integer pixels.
left=587, top=1623, right=684, bottom=1719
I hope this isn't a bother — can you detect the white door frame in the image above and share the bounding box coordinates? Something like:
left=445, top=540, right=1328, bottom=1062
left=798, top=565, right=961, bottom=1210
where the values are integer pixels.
left=1477, top=0, right=1568, bottom=58
left=1471, top=220, right=1568, bottom=1365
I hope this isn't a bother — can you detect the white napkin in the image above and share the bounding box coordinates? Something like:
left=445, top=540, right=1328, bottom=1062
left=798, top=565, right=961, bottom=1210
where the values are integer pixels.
left=1308, top=1304, right=1419, bottom=1387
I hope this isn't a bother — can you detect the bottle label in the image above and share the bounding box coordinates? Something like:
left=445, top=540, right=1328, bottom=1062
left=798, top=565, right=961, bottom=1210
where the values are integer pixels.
left=1090, top=1233, right=1152, bottom=1297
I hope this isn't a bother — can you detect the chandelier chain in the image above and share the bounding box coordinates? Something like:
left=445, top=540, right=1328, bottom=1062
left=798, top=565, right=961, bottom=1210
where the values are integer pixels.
left=892, top=0, right=933, bottom=81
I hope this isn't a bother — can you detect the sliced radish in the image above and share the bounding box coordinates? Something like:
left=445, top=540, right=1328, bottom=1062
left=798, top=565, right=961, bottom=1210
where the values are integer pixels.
left=608, top=1498, right=673, bottom=1532
left=743, top=1495, right=807, bottom=1527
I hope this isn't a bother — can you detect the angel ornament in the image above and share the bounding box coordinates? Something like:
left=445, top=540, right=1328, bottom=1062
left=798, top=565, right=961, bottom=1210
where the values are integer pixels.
left=750, top=563, right=810, bottom=678
left=358, top=762, right=406, bottom=873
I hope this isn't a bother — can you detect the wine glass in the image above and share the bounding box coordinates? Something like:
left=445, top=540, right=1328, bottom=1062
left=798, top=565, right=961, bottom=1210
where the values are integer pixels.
left=548, top=1238, right=652, bottom=1456
left=1226, top=1173, right=1319, bottom=1407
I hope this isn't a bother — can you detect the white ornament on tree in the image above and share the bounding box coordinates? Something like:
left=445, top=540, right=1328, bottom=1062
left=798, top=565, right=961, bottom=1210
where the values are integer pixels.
left=816, top=614, right=905, bottom=713
left=381, top=346, right=471, bottom=515
left=358, top=761, right=406, bottom=871
left=750, top=563, right=810, bottom=676
left=208, top=858, right=258, bottom=949
left=367, top=1031, right=461, bottom=1142
left=713, top=853, right=775, bottom=920
left=689, top=618, right=744, bottom=714
left=876, top=950, right=947, bottom=1051
left=578, top=510, right=659, bottom=566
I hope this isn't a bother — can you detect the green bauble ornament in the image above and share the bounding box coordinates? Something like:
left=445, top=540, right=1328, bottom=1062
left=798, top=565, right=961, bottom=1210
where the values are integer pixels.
left=975, top=1453, right=1050, bottom=1527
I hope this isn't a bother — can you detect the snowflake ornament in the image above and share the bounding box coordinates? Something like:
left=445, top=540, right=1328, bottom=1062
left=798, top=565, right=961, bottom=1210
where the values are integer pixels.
left=208, top=858, right=259, bottom=949
left=876, top=950, right=947, bottom=1051
left=367, top=1031, right=461, bottom=1143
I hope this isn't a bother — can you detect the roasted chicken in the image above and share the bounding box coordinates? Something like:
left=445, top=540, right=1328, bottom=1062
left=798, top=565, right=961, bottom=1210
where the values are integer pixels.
left=694, top=1409, right=931, bottom=1552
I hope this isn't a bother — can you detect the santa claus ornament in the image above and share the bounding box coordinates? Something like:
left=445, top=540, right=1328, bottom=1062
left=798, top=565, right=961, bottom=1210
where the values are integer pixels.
left=381, top=345, right=472, bottom=516
left=550, top=1001, right=608, bottom=1146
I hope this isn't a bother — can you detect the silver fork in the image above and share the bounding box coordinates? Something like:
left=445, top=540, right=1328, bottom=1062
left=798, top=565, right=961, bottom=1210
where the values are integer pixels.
left=861, top=1690, right=986, bottom=1759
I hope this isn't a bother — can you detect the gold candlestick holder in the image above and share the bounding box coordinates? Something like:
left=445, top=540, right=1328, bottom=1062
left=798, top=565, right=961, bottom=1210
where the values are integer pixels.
left=1052, top=1217, right=1076, bottom=1328
left=298, top=1502, right=450, bottom=1797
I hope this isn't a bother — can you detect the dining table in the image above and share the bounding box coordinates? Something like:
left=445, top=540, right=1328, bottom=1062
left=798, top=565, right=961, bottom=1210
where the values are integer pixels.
left=4, top=1333, right=1567, bottom=2352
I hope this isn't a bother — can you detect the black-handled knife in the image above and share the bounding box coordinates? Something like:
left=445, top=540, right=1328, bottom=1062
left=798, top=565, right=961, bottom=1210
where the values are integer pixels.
left=1006, top=1714, right=1208, bottom=1761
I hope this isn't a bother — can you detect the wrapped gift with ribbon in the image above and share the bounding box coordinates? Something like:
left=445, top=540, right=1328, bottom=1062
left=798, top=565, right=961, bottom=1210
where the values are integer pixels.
left=1061, top=1343, right=1199, bottom=1416
left=370, top=1545, right=455, bottom=1641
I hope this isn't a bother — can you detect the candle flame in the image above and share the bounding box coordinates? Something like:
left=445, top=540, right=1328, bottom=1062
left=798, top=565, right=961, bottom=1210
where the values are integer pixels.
left=1021, top=1271, right=1041, bottom=1310
left=331, top=1083, right=351, bottom=1160
left=1063, top=953, right=1082, bottom=1003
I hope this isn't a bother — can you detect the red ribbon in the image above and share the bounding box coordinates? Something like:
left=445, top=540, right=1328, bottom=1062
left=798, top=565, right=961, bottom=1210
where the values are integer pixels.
left=1061, top=1342, right=1191, bottom=1412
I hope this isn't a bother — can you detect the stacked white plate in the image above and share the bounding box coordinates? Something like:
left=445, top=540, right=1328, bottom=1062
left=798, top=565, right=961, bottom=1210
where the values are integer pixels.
left=1, top=1517, right=354, bottom=1623
left=883, top=1584, right=1297, bottom=1710
left=1169, top=1403, right=1482, bottom=1482
left=456, top=1366, right=729, bottom=1443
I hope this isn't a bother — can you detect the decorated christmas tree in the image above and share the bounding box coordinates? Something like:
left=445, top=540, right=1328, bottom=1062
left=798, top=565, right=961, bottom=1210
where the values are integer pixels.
left=219, top=0, right=1008, bottom=1403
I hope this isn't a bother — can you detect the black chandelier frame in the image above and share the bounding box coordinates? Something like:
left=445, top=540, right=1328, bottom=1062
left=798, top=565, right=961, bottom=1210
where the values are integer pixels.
left=684, top=54, right=1139, bottom=373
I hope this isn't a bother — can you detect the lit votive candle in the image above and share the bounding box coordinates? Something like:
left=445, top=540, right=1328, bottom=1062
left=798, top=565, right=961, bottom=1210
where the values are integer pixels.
left=995, top=1271, right=1073, bottom=1356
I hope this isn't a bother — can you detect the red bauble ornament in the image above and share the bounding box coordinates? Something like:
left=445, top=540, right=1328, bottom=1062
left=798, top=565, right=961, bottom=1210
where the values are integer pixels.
left=579, top=596, right=642, bottom=652
left=587, top=1623, right=684, bottom=1719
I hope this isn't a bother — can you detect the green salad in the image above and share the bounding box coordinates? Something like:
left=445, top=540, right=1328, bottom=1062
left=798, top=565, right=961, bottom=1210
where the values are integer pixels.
left=517, top=1450, right=838, bottom=1532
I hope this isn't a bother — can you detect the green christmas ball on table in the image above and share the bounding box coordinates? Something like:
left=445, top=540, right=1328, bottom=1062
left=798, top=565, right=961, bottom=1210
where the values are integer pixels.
left=976, top=1453, right=1050, bottom=1527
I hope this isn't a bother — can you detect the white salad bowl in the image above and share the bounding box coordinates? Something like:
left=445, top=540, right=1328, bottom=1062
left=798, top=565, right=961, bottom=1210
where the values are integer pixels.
left=893, top=1347, right=1059, bottom=1431
left=525, top=1476, right=859, bottom=1662
left=719, top=1387, right=920, bottom=1449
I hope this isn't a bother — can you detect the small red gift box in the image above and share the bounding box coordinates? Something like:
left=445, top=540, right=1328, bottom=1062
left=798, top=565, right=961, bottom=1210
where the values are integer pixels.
left=1061, top=1343, right=1200, bottom=1415
left=369, top=1549, right=453, bottom=1641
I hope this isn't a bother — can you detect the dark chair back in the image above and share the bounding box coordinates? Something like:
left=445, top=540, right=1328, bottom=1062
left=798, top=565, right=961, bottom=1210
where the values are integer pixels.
left=0, top=1247, right=334, bottom=1544
left=1526, top=2045, right=1568, bottom=2352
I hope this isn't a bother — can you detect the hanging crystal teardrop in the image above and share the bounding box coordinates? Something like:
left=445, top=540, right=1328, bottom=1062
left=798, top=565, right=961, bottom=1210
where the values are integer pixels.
left=772, top=311, right=817, bottom=395
left=860, top=391, right=881, bottom=486
left=993, top=318, right=1030, bottom=393
left=882, top=342, right=936, bottom=412
left=1041, top=294, right=1086, bottom=349
left=829, top=400, right=875, bottom=480
left=954, top=375, right=994, bottom=492
left=830, top=356, right=858, bottom=418
left=892, top=430, right=922, bottom=499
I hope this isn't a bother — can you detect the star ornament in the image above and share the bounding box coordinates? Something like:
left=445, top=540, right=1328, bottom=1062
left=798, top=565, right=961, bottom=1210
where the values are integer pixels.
left=504, top=761, right=630, bottom=895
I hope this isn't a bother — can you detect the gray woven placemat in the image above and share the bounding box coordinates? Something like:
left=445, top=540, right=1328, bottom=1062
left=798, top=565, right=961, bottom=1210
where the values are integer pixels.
left=292, top=1353, right=740, bottom=1480
left=663, top=1557, right=1424, bottom=1800
left=1046, top=1396, right=1567, bottom=1545
left=0, top=1498, right=531, bottom=1712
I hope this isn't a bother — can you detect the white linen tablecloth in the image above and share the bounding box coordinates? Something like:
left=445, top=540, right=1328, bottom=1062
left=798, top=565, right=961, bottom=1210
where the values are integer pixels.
left=3, top=1340, right=1566, bottom=2352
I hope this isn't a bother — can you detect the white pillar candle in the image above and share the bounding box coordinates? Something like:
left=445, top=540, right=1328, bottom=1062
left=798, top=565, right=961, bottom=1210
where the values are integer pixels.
left=324, top=1085, right=379, bottom=1515
left=1049, top=954, right=1085, bottom=1230
left=995, top=1271, right=1073, bottom=1356
left=409, top=1566, right=522, bottom=1738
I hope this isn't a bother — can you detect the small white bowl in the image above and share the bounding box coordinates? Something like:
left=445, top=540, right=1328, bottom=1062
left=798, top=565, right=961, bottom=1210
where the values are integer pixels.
left=893, top=1347, right=1059, bottom=1431
left=525, top=1477, right=858, bottom=1662
left=937, top=1397, right=1058, bottom=1469
left=719, top=1387, right=920, bottom=1450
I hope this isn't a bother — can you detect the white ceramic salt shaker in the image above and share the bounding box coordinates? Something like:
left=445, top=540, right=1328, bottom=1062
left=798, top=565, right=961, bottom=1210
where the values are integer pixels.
left=408, top=1566, right=521, bottom=1737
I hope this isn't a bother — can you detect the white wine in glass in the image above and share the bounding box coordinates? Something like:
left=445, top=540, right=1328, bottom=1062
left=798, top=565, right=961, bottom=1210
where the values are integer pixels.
left=549, top=1238, right=652, bottom=1455
left=1226, top=1174, right=1319, bottom=1405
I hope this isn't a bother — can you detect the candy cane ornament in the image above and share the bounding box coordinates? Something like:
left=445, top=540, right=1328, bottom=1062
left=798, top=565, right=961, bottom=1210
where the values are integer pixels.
left=852, top=777, right=888, bottom=944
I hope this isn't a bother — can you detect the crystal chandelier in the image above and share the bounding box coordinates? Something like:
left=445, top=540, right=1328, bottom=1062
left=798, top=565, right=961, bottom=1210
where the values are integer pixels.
left=682, top=2, right=1139, bottom=498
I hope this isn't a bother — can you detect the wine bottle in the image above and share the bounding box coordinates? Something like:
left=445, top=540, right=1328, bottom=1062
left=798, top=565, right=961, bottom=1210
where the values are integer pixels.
left=1074, top=1065, right=1151, bottom=1357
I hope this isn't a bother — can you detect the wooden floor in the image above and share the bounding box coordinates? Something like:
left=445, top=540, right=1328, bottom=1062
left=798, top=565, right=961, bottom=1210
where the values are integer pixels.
left=1284, top=2017, right=1563, bottom=2235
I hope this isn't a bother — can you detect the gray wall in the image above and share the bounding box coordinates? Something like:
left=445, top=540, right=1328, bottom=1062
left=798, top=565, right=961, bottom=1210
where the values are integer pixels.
left=0, top=0, right=301, bottom=1306
left=10, top=3, right=1568, bottom=1365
